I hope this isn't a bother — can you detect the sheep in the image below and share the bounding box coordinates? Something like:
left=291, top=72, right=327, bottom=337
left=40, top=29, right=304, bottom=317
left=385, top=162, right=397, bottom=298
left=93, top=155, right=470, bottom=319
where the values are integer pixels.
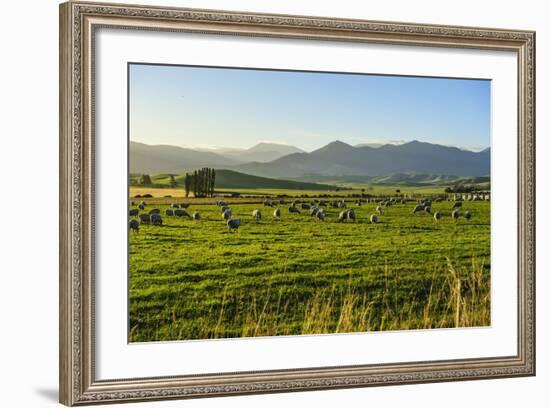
left=412, top=204, right=425, bottom=214
left=129, top=208, right=139, bottom=217
left=464, top=210, right=472, bottom=220
left=174, top=209, right=191, bottom=218
left=434, top=211, right=441, bottom=222
left=165, top=209, right=174, bottom=217
left=171, top=203, right=180, bottom=208
left=376, top=205, right=383, bottom=214
left=129, top=219, right=140, bottom=233
left=424, top=206, right=432, bottom=214
left=338, top=210, right=347, bottom=222
left=318, top=200, right=327, bottom=207
left=220, top=205, right=230, bottom=213
left=216, top=200, right=227, bottom=207
left=227, top=218, right=240, bottom=232
left=180, top=203, right=190, bottom=209
left=193, top=212, right=201, bottom=221
left=338, top=209, right=355, bottom=222
left=222, top=209, right=231, bottom=221
left=140, top=201, right=147, bottom=207
left=289, top=206, right=300, bottom=214
left=263, top=199, right=273, bottom=207
left=273, top=208, right=281, bottom=219
left=452, top=201, right=463, bottom=210
left=301, top=203, right=311, bottom=210
left=252, top=209, right=262, bottom=221
left=138, top=204, right=145, bottom=211
left=310, top=207, right=319, bottom=216
left=139, top=214, right=151, bottom=224
left=370, top=214, right=378, bottom=223
left=148, top=208, right=160, bottom=215
left=452, top=209, right=460, bottom=221
left=316, top=209, right=326, bottom=221
left=151, top=213, right=163, bottom=226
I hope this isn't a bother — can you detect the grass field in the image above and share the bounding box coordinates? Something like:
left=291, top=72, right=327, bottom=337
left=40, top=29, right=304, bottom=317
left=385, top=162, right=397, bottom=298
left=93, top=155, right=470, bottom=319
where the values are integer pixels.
left=129, top=188, right=491, bottom=342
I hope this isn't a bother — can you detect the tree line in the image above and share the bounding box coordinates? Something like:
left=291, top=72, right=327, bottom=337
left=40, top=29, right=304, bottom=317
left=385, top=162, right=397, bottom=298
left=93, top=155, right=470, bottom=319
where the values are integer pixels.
left=133, top=168, right=216, bottom=197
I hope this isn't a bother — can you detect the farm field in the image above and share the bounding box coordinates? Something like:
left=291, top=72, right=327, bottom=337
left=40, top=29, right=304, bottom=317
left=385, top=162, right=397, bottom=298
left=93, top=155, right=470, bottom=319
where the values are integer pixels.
left=128, top=189, right=491, bottom=342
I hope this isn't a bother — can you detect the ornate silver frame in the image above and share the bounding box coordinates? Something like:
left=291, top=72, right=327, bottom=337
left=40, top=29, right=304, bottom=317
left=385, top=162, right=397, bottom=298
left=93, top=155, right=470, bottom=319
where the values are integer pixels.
left=59, top=1, right=536, bottom=405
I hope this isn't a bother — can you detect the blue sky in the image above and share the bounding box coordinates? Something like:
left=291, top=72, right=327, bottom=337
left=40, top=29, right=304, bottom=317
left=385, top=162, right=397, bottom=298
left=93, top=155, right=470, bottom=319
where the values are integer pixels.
left=129, top=63, right=491, bottom=152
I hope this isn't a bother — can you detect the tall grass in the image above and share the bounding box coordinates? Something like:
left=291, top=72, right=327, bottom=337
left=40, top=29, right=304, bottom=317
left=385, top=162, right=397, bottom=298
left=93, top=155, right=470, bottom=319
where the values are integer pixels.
left=130, top=257, right=490, bottom=341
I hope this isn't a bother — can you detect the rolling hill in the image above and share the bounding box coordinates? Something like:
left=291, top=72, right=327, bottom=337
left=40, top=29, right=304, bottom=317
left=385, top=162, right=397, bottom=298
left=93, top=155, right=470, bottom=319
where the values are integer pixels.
left=140, top=169, right=337, bottom=191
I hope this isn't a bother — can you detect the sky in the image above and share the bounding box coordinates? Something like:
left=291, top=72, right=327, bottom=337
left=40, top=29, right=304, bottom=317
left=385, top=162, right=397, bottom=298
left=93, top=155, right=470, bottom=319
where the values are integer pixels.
left=129, top=63, right=491, bottom=152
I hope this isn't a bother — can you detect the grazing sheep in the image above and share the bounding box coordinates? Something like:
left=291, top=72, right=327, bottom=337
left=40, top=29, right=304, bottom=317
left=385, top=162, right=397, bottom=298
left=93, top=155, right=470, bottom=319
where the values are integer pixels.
left=140, top=201, right=147, bottom=207
left=193, top=212, right=201, bottom=221
left=370, top=214, right=378, bottom=223
left=220, top=205, right=230, bottom=213
left=171, top=203, right=180, bottom=208
left=129, top=208, right=139, bottom=217
left=227, top=218, right=240, bottom=232
left=263, top=199, right=273, bottom=207
left=412, top=204, right=425, bottom=214
left=139, top=214, right=151, bottom=224
left=376, top=206, right=383, bottom=214
left=138, top=204, right=145, bottom=211
left=174, top=209, right=191, bottom=218
left=151, top=213, right=163, bottom=226
left=434, top=211, right=442, bottom=222
left=129, top=219, right=140, bottom=233
left=316, top=209, right=326, bottom=221
left=165, top=209, right=174, bottom=216
left=310, top=207, right=319, bottom=216
left=222, top=209, right=231, bottom=221
left=464, top=210, right=472, bottom=220
left=180, top=203, right=190, bottom=209
left=452, top=201, right=463, bottom=210
left=338, top=209, right=355, bottom=222
left=289, top=206, right=300, bottom=214
left=452, top=209, right=460, bottom=221
left=252, top=209, right=262, bottom=221
left=273, top=208, right=281, bottom=219
left=424, top=206, right=432, bottom=214
left=301, top=203, right=311, bottom=210
left=148, top=208, right=160, bottom=215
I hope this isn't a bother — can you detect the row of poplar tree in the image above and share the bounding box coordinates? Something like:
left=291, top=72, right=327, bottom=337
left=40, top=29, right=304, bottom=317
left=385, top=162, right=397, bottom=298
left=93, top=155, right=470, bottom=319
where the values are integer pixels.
left=184, top=168, right=216, bottom=198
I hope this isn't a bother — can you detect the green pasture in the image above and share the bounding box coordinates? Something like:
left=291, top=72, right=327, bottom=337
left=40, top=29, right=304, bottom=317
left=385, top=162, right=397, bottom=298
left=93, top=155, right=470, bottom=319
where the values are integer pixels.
left=129, top=194, right=491, bottom=342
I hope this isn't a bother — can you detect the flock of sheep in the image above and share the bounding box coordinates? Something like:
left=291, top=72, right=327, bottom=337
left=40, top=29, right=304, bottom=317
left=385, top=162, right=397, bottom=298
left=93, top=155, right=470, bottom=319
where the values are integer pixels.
left=128, top=195, right=478, bottom=234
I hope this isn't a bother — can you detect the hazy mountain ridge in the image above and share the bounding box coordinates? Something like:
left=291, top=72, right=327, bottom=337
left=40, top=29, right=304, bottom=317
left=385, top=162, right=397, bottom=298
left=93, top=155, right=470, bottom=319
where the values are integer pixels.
left=236, top=140, right=490, bottom=179
left=195, top=142, right=305, bottom=163
left=130, top=140, right=490, bottom=180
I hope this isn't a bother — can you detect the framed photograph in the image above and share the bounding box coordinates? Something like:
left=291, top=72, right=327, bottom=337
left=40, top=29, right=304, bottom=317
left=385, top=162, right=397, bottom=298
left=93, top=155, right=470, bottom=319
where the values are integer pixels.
left=59, top=1, right=536, bottom=405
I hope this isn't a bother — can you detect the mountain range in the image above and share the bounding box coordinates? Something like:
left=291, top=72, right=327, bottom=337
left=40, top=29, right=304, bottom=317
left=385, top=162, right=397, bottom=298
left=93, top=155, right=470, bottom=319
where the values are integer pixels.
left=130, top=140, right=490, bottom=180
